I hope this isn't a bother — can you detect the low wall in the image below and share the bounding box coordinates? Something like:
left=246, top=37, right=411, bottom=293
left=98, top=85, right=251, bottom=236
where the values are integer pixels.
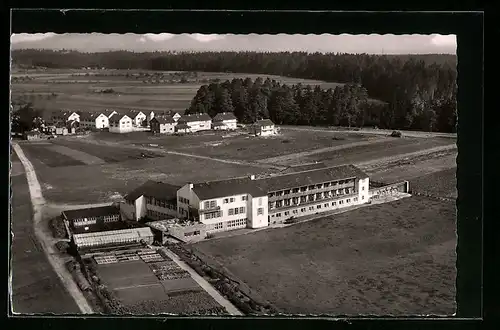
left=369, top=181, right=410, bottom=199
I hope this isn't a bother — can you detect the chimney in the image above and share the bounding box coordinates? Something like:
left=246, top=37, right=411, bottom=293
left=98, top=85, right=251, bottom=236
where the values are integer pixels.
left=249, top=175, right=255, bottom=180
left=189, top=183, right=194, bottom=189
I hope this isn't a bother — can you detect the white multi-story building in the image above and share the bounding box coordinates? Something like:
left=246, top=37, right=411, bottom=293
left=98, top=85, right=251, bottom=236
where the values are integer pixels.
left=250, top=119, right=277, bottom=136
left=211, top=112, right=238, bottom=130
left=109, top=114, right=133, bottom=133
left=79, top=112, right=110, bottom=129
left=122, top=164, right=375, bottom=236
left=175, top=113, right=212, bottom=133
left=126, top=110, right=148, bottom=127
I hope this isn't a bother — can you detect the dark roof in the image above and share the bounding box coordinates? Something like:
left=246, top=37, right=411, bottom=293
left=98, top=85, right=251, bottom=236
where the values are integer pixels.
left=151, top=116, right=175, bottom=124
left=175, top=123, right=191, bottom=130
left=255, top=164, right=369, bottom=192
left=79, top=112, right=98, bottom=121
left=71, top=219, right=146, bottom=235
left=102, top=109, right=118, bottom=117
left=213, top=112, right=237, bottom=121
left=125, top=181, right=181, bottom=202
left=192, top=177, right=267, bottom=200
left=125, top=110, right=144, bottom=119
left=281, top=162, right=327, bottom=174
left=178, top=113, right=211, bottom=123
left=255, top=119, right=275, bottom=126
left=109, top=114, right=129, bottom=123
left=62, top=205, right=120, bottom=221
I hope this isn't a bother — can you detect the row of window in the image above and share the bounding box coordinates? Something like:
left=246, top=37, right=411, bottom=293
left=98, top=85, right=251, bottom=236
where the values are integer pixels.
left=184, top=230, right=201, bottom=237
left=272, top=197, right=360, bottom=218
left=222, top=195, right=247, bottom=204
left=227, top=218, right=247, bottom=228
left=268, top=179, right=356, bottom=197
left=205, top=211, right=222, bottom=220
left=178, top=197, right=190, bottom=204
left=147, top=209, right=170, bottom=220
left=204, top=200, right=217, bottom=209
left=228, top=207, right=246, bottom=216
left=146, top=197, right=176, bottom=210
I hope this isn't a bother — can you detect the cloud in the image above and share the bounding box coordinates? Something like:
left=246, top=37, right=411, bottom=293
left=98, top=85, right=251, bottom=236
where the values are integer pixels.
left=430, top=35, right=456, bottom=47
left=142, top=33, right=175, bottom=42
left=11, top=33, right=56, bottom=43
left=189, top=34, right=226, bottom=43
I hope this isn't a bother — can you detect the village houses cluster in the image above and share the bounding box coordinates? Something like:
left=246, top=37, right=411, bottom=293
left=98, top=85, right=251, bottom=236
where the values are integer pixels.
left=30, top=108, right=278, bottom=139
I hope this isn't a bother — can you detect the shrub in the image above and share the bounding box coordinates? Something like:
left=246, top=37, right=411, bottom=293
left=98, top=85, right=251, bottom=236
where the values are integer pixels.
left=55, top=240, right=70, bottom=253
left=390, top=130, right=403, bottom=137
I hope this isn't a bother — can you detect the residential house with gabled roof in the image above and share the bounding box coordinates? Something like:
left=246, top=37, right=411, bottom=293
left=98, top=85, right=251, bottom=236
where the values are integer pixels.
left=172, top=112, right=182, bottom=122
left=150, top=116, right=176, bottom=134
left=109, top=114, right=133, bottom=133
left=212, top=112, right=238, bottom=130
left=176, top=113, right=211, bottom=133
left=51, top=110, right=80, bottom=124
left=79, top=112, right=110, bottom=130
left=126, top=110, right=147, bottom=127
left=249, top=119, right=277, bottom=136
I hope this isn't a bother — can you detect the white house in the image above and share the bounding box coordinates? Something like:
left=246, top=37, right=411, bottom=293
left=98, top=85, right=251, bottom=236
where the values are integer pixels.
left=79, top=112, right=109, bottom=129
left=109, top=114, right=133, bottom=133
left=51, top=110, right=80, bottom=124
left=250, top=119, right=277, bottom=136
left=212, top=112, right=238, bottom=130
left=121, top=181, right=180, bottom=221
left=126, top=110, right=148, bottom=127
left=150, top=116, right=177, bottom=134
left=176, top=113, right=211, bottom=133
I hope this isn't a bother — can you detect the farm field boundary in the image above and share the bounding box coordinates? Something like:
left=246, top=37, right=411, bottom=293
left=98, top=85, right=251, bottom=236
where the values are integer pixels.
left=256, top=137, right=386, bottom=164
left=48, top=145, right=106, bottom=165
left=282, top=126, right=457, bottom=139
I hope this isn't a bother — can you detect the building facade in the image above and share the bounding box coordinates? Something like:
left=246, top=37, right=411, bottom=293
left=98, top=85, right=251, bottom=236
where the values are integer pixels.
left=123, top=164, right=374, bottom=235
left=80, top=112, right=110, bottom=129
left=127, top=110, right=147, bottom=127
left=150, top=116, right=176, bottom=134
left=176, top=113, right=212, bottom=132
left=109, top=114, right=133, bottom=133
left=212, top=112, right=238, bottom=130
left=250, top=119, right=277, bottom=136
left=62, top=205, right=121, bottom=229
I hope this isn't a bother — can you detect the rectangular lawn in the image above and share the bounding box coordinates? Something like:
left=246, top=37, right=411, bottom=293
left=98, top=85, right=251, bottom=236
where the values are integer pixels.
left=194, top=196, right=456, bottom=315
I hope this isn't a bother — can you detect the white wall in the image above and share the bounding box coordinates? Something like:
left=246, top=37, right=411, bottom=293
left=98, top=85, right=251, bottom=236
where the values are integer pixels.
left=135, top=196, right=147, bottom=220
left=225, top=120, right=237, bottom=129
left=133, top=112, right=147, bottom=127
left=177, top=184, right=199, bottom=219
left=68, top=113, right=80, bottom=122
left=358, top=178, right=370, bottom=203
left=147, top=204, right=177, bottom=218
left=248, top=195, right=268, bottom=228
left=187, top=120, right=211, bottom=132
left=95, top=114, right=109, bottom=129
left=110, top=116, right=133, bottom=133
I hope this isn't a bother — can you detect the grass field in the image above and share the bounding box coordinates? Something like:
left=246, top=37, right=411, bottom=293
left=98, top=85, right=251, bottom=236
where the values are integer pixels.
left=409, top=168, right=458, bottom=199
left=12, top=70, right=346, bottom=112
left=10, top=153, right=80, bottom=314
left=194, top=196, right=456, bottom=315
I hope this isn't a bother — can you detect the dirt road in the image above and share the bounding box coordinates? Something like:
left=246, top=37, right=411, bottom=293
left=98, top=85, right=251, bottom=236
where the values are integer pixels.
left=160, top=248, right=243, bottom=316
left=12, top=143, right=93, bottom=314
left=282, top=126, right=457, bottom=139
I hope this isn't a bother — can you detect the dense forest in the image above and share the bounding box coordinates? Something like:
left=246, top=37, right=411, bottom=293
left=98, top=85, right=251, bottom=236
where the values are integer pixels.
left=11, top=50, right=457, bottom=132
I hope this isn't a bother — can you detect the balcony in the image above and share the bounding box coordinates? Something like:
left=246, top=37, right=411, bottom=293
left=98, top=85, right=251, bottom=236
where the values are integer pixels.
left=198, top=205, right=221, bottom=214
left=268, top=183, right=355, bottom=201
left=269, top=192, right=358, bottom=213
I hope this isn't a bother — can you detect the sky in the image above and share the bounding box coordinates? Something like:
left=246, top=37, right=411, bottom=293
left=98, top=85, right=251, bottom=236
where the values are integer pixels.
left=10, top=33, right=457, bottom=54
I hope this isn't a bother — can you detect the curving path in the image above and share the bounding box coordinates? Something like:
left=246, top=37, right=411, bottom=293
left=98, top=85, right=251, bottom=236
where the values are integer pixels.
left=12, top=143, right=93, bottom=314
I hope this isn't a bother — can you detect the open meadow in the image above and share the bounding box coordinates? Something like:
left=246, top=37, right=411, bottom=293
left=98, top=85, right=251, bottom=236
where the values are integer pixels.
left=194, top=195, right=457, bottom=315
left=12, top=69, right=345, bottom=113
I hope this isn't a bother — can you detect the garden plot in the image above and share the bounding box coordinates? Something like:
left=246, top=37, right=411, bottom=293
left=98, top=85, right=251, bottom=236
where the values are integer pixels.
left=149, top=261, right=191, bottom=281
left=114, top=283, right=167, bottom=305
left=19, top=143, right=86, bottom=168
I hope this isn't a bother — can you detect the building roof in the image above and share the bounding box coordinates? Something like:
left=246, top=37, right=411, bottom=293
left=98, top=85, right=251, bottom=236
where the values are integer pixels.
left=79, top=112, right=98, bottom=121
left=255, top=119, right=275, bottom=127
left=255, top=164, right=369, bottom=192
left=124, top=180, right=181, bottom=203
left=213, top=112, right=237, bottom=121
left=178, top=113, right=211, bottom=123
left=71, top=219, right=135, bottom=235
left=125, top=110, right=144, bottom=119
left=62, top=205, right=120, bottom=221
left=212, top=121, right=227, bottom=127
left=192, top=176, right=267, bottom=201
left=151, top=116, right=176, bottom=124
left=102, top=109, right=118, bottom=117
left=281, top=162, right=327, bottom=174
left=73, top=226, right=153, bottom=245
left=109, top=114, right=130, bottom=124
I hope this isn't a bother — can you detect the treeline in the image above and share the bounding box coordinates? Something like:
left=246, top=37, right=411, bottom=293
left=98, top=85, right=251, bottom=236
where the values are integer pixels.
left=187, top=77, right=456, bottom=132
left=12, top=49, right=457, bottom=132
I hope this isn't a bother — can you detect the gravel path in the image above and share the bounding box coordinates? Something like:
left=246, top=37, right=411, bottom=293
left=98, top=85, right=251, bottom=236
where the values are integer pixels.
left=12, top=143, right=94, bottom=314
